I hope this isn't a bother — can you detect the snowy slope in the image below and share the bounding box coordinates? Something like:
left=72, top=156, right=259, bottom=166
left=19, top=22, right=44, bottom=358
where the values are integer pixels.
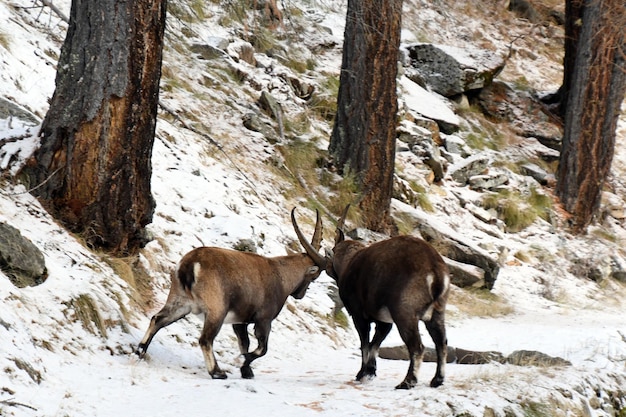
left=1, top=1, right=625, bottom=416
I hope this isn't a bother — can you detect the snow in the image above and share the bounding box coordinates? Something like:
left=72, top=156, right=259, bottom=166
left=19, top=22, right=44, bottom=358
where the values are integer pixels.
left=1, top=1, right=625, bottom=416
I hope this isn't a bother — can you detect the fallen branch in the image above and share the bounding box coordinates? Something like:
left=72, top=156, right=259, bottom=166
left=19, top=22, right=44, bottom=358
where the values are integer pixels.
left=40, top=0, right=69, bottom=23
left=0, top=398, right=38, bottom=411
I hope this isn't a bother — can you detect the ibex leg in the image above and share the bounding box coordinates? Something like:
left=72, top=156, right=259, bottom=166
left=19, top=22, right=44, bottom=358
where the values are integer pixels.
left=135, top=304, right=192, bottom=357
left=396, top=319, right=424, bottom=389
left=241, top=321, right=272, bottom=379
left=424, top=310, right=447, bottom=387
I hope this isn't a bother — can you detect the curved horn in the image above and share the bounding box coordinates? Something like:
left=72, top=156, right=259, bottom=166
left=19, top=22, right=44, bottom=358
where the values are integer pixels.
left=334, top=204, right=350, bottom=245
left=311, top=209, right=323, bottom=251
left=291, top=207, right=326, bottom=267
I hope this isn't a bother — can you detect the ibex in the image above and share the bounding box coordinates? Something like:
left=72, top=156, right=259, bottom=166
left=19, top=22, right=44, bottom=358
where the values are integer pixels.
left=135, top=209, right=326, bottom=379
left=293, top=205, right=450, bottom=389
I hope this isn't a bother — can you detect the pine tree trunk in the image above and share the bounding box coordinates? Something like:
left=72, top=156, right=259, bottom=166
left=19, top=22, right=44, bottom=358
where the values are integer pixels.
left=558, top=0, right=584, bottom=117
left=556, top=0, right=626, bottom=232
left=22, top=0, right=167, bottom=255
left=329, top=0, right=402, bottom=232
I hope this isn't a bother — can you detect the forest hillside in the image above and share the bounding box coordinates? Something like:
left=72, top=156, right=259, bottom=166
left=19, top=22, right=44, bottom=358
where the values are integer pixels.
left=1, top=0, right=625, bottom=416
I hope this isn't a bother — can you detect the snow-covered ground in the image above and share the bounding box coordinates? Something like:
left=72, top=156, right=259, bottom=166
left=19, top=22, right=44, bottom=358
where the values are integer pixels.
left=1, top=0, right=625, bottom=416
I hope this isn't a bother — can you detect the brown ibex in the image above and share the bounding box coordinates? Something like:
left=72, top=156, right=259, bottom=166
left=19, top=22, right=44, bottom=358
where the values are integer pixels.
left=135, top=209, right=326, bottom=379
left=293, top=205, right=450, bottom=389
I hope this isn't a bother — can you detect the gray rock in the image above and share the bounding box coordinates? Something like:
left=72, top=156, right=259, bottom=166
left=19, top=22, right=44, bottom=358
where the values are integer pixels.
left=404, top=43, right=505, bottom=97
left=444, top=255, right=486, bottom=288
left=448, top=154, right=491, bottom=184
left=521, top=163, right=555, bottom=186
left=469, top=173, right=509, bottom=191
left=506, top=350, right=571, bottom=367
left=190, top=43, right=228, bottom=60
left=0, top=97, right=40, bottom=126
left=0, top=222, right=47, bottom=288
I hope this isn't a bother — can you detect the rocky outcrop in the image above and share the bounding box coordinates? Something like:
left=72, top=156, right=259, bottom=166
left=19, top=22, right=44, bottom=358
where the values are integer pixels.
left=403, top=43, right=505, bottom=97
left=477, top=81, right=563, bottom=150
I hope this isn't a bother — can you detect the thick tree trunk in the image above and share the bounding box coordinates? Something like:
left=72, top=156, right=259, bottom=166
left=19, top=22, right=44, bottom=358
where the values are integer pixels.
left=556, top=0, right=626, bottom=232
left=22, top=0, right=167, bottom=255
left=329, top=0, right=402, bottom=232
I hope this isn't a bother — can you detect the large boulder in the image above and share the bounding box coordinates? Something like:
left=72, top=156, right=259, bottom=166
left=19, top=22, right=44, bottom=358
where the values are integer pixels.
left=0, top=222, right=47, bottom=287
left=403, top=43, right=505, bottom=97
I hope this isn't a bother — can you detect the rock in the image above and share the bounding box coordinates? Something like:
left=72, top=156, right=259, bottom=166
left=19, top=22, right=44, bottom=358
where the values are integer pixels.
left=233, top=239, right=257, bottom=253
left=400, top=76, right=460, bottom=134
left=469, top=173, right=509, bottom=191
left=506, top=350, right=571, bottom=367
left=521, top=163, right=555, bottom=186
left=379, top=345, right=457, bottom=363
left=0, top=97, right=40, bottom=126
left=397, top=120, right=446, bottom=182
left=258, top=90, right=282, bottom=121
left=465, top=203, right=497, bottom=225
left=443, top=255, right=486, bottom=288
left=393, top=201, right=501, bottom=288
left=0, top=222, right=47, bottom=288
left=242, top=112, right=279, bottom=144
left=403, top=43, right=506, bottom=97
left=610, top=256, right=626, bottom=283
left=508, top=0, right=541, bottom=23
left=448, top=154, right=491, bottom=184
left=346, top=228, right=388, bottom=244
left=601, top=191, right=626, bottom=220
left=379, top=345, right=504, bottom=364
left=227, top=40, right=257, bottom=66
left=444, top=134, right=471, bottom=158
left=455, top=348, right=505, bottom=364
left=190, top=43, right=227, bottom=60
left=477, top=81, right=563, bottom=151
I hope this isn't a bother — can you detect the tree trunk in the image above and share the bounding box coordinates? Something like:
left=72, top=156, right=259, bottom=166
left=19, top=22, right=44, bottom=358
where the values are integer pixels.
left=556, top=0, right=626, bottom=232
left=21, top=0, right=167, bottom=255
left=557, top=0, right=585, bottom=117
left=329, top=0, right=403, bottom=232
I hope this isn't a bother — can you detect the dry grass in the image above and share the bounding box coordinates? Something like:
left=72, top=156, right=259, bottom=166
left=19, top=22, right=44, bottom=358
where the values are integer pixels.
left=448, top=286, right=514, bottom=318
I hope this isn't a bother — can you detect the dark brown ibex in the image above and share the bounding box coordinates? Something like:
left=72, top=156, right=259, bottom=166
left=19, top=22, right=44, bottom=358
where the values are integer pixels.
left=135, top=209, right=326, bottom=379
left=293, top=205, right=450, bottom=389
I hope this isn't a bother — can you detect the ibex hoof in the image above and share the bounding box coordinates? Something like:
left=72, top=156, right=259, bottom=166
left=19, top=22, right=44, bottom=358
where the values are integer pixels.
left=135, top=345, right=147, bottom=358
left=395, top=380, right=416, bottom=390
left=241, top=365, right=254, bottom=379
left=430, top=376, right=444, bottom=388
left=210, top=370, right=228, bottom=380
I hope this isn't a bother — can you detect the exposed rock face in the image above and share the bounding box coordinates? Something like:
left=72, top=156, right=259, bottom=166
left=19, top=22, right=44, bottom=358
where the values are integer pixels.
left=403, top=43, right=505, bottom=97
left=0, top=222, right=47, bottom=288
left=477, top=81, right=563, bottom=150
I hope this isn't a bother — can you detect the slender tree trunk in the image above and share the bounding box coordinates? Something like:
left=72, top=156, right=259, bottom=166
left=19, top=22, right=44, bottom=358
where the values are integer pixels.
left=329, top=0, right=403, bottom=232
left=556, top=0, right=626, bottom=232
left=21, top=0, right=167, bottom=255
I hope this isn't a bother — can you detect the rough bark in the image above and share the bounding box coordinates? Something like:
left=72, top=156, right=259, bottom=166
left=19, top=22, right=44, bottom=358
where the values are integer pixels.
left=554, top=0, right=585, bottom=117
left=22, top=0, right=167, bottom=255
left=556, top=0, right=626, bottom=232
left=329, top=0, right=403, bottom=232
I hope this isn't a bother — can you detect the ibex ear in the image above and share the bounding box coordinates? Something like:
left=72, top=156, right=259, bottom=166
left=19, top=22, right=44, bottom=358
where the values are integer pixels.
left=306, top=266, right=320, bottom=275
